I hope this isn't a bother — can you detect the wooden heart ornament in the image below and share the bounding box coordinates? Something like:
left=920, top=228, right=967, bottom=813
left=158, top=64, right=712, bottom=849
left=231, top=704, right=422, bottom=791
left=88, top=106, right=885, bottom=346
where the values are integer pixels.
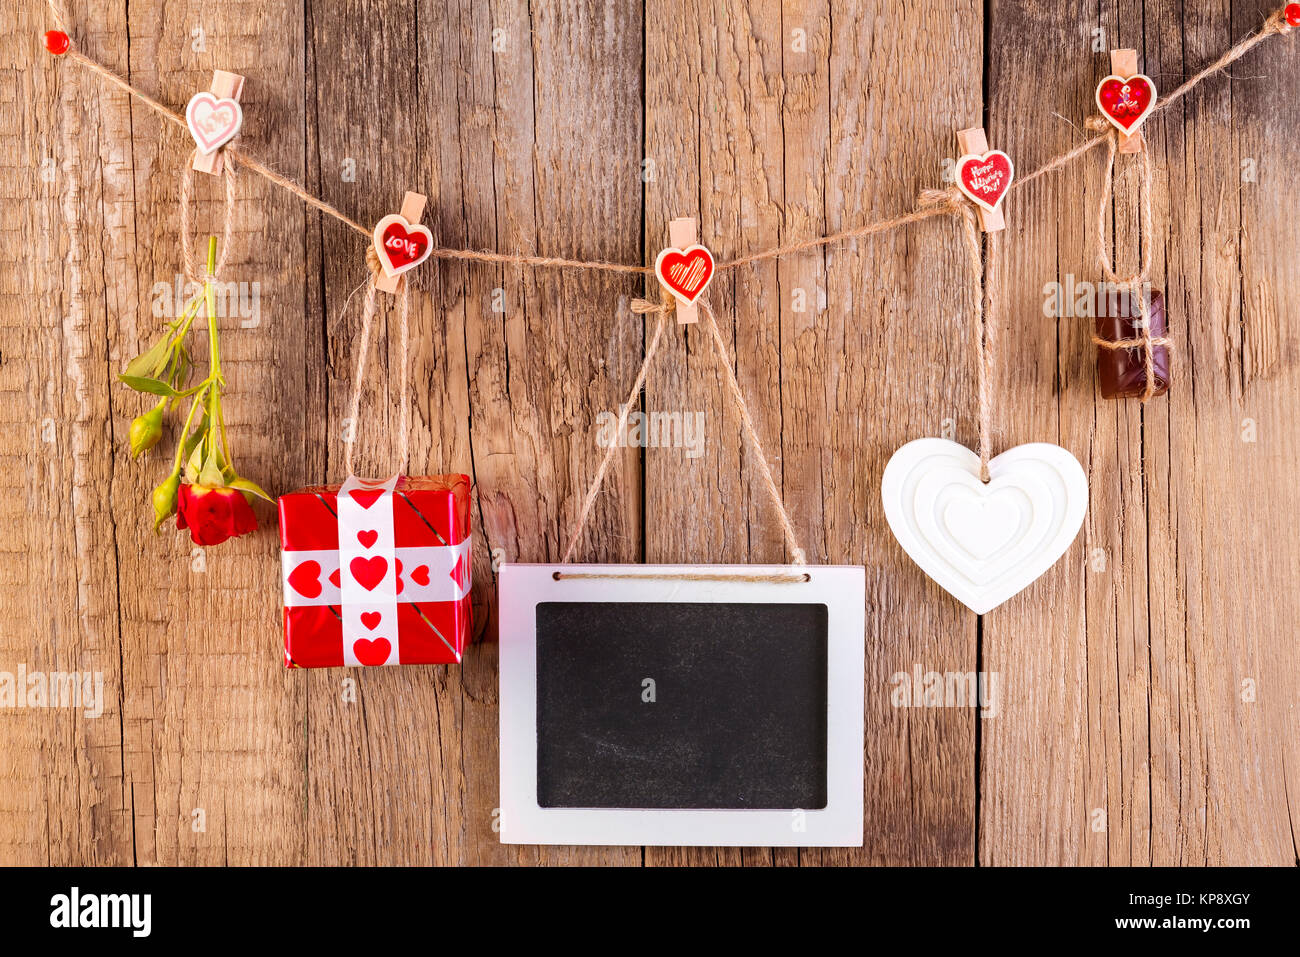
left=1095, top=74, right=1157, bottom=134
left=186, top=92, right=243, bottom=155
left=372, top=214, right=434, bottom=278
left=654, top=244, right=715, bottom=306
left=881, top=438, right=1088, bottom=614
left=955, top=150, right=1014, bottom=213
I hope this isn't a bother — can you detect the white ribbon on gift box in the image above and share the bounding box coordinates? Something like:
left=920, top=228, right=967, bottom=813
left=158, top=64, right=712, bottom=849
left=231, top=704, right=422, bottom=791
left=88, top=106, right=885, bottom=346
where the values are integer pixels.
left=337, top=474, right=401, bottom=666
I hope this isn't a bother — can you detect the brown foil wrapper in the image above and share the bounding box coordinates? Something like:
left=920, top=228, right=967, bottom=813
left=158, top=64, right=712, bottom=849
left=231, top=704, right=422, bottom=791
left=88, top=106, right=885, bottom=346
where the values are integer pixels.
left=1094, top=288, right=1170, bottom=399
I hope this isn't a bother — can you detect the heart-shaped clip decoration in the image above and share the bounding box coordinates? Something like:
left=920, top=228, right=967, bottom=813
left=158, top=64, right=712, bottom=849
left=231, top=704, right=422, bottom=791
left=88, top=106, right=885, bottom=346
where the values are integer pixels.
left=654, top=244, right=715, bottom=306
left=186, top=92, right=243, bottom=155
left=372, top=214, right=434, bottom=279
left=1095, top=74, right=1157, bottom=134
left=955, top=150, right=1014, bottom=214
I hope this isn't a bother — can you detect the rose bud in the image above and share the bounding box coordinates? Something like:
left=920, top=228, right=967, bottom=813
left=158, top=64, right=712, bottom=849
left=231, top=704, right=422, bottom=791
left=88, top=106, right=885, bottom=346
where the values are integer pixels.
left=129, top=401, right=166, bottom=458
left=176, top=483, right=259, bottom=547
left=152, top=472, right=181, bottom=531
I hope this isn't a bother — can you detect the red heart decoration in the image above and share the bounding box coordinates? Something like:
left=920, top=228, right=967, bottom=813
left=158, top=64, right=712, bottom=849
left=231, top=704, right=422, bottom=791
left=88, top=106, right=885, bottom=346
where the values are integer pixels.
left=349, top=555, right=388, bottom=591
left=349, top=488, right=385, bottom=509
left=357, top=529, right=378, bottom=549
left=353, top=637, right=392, bottom=666
left=955, top=151, right=1014, bottom=214
left=360, top=611, right=382, bottom=631
left=372, top=214, right=434, bottom=277
left=410, top=565, right=430, bottom=586
left=1095, top=74, right=1156, bottom=133
left=288, top=560, right=323, bottom=598
left=654, top=245, right=715, bottom=305
left=395, top=558, right=404, bottom=595
left=329, top=569, right=341, bottom=588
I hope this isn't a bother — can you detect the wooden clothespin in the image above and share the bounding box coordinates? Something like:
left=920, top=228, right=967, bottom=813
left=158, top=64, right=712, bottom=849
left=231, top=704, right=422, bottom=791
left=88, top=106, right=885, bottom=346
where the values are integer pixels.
left=188, top=70, right=245, bottom=176
left=954, top=127, right=1013, bottom=233
left=371, top=191, right=432, bottom=294
left=1097, top=50, right=1157, bottom=154
left=654, top=217, right=715, bottom=325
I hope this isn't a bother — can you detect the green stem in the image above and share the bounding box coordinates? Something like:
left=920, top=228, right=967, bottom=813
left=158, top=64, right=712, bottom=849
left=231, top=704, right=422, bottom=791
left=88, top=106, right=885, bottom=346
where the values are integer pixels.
left=203, top=237, right=221, bottom=461
left=172, top=386, right=208, bottom=475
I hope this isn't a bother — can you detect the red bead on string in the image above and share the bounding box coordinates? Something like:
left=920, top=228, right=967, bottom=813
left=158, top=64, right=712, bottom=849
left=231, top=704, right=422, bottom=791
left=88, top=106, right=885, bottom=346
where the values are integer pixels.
left=44, top=30, right=70, bottom=56
left=1286, top=4, right=1300, bottom=28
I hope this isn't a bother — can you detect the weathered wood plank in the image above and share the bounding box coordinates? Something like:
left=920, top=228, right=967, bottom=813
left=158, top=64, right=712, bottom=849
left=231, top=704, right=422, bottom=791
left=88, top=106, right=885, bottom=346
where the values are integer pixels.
left=982, top=0, right=1300, bottom=865
left=4, top=0, right=1298, bottom=868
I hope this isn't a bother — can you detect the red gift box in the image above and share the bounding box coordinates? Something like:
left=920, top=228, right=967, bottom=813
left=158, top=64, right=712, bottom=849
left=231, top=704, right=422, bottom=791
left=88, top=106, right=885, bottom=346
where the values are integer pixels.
left=278, top=474, right=472, bottom=667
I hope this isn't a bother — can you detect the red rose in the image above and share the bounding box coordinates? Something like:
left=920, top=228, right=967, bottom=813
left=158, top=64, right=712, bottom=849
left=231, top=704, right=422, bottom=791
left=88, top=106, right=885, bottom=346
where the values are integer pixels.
left=176, top=483, right=258, bottom=546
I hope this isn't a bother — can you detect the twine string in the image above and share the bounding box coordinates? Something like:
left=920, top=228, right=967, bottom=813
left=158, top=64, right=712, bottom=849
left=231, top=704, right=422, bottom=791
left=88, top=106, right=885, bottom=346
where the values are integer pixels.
left=919, top=188, right=997, bottom=481
left=1089, top=124, right=1170, bottom=402
left=560, top=296, right=672, bottom=563
left=342, top=261, right=412, bottom=478
left=179, top=149, right=237, bottom=283
left=698, top=300, right=807, bottom=564
left=46, top=6, right=1296, bottom=279
left=561, top=292, right=808, bottom=566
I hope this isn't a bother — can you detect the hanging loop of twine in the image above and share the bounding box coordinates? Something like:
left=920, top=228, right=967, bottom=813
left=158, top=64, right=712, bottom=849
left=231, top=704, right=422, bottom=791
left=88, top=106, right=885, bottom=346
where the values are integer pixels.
left=342, top=254, right=412, bottom=479
left=561, top=292, right=808, bottom=567
left=1088, top=124, right=1171, bottom=402
left=920, top=186, right=998, bottom=482
left=179, top=149, right=237, bottom=284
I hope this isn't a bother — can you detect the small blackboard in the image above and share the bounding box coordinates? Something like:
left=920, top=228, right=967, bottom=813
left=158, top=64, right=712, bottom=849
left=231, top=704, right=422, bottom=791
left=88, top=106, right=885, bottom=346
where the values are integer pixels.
left=499, top=564, right=864, bottom=847
left=535, top=601, right=828, bottom=810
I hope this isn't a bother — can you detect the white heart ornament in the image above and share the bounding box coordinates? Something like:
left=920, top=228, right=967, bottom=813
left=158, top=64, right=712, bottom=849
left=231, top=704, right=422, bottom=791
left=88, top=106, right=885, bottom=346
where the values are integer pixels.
left=881, top=438, right=1087, bottom=614
left=185, top=92, right=243, bottom=155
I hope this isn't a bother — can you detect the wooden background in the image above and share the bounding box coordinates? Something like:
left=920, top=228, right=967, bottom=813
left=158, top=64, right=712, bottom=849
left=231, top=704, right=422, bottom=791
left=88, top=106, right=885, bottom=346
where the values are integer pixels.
left=3, top=0, right=1298, bottom=866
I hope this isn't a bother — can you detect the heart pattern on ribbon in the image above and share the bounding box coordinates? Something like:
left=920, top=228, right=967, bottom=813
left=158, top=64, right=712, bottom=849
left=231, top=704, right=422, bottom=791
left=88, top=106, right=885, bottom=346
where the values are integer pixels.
left=288, top=559, right=323, bottom=599
left=352, top=637, right=392, bottom=667
left=372, top=214, right=434, bottom=278
left=654, top=244, right=715, bottom=305
left=185, top=92, right=243, bottom=155
left=349, top=555, right=389, bottom=591
left=360, top=611, right=382, bottom=631
left=357, top=529, right=378, bottom=549
left=881, top=438, right=1088, bottom=614
left=1095, top=74, right=1157, bottom=134
left=955, top=150, right=1014, bottom=214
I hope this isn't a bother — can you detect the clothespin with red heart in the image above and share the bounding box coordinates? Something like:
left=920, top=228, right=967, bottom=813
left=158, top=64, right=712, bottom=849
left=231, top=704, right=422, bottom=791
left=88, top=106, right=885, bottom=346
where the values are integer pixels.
left=654, top=217, right=715, bottom=324
left=372, top=191, right=432, bottom=294
left=187, top=70, right=245, bottom=176
left=954, top=127, right=1013, bottom=233
left=1096, top=49, right=1156, bottom=154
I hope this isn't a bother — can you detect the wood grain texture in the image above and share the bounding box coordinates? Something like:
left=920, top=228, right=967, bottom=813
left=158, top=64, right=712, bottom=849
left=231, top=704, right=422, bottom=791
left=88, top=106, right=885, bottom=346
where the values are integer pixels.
left=2, top=0, right=1296, bottom=866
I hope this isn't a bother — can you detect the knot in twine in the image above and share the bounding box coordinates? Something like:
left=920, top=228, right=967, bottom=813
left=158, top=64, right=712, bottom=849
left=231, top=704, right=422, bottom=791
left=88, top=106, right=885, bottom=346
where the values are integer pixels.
left=918, top=185, right=970, bottom=215
left=629, top=287, right=676, bottom=316
left=1265, top=8, right=1295, bottom=35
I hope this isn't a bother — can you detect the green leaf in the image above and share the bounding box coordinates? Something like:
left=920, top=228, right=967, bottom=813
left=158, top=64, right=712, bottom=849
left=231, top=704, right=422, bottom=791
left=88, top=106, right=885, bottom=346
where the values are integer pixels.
left=117, top=374, right=181, bottom=396
left=198, top=447, right=225, bottom=489
left=229, top=476, right=273, bottom=502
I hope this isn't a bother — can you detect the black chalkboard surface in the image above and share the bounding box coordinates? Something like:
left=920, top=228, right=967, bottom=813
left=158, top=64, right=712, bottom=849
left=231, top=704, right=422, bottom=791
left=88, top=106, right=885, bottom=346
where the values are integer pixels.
left=535, top=601, right=829, bottom=810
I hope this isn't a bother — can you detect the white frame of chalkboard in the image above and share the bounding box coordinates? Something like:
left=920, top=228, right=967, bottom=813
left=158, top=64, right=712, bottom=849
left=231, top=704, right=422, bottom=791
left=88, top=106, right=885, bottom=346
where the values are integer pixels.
left=498, top=563, right=865, bottom=847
